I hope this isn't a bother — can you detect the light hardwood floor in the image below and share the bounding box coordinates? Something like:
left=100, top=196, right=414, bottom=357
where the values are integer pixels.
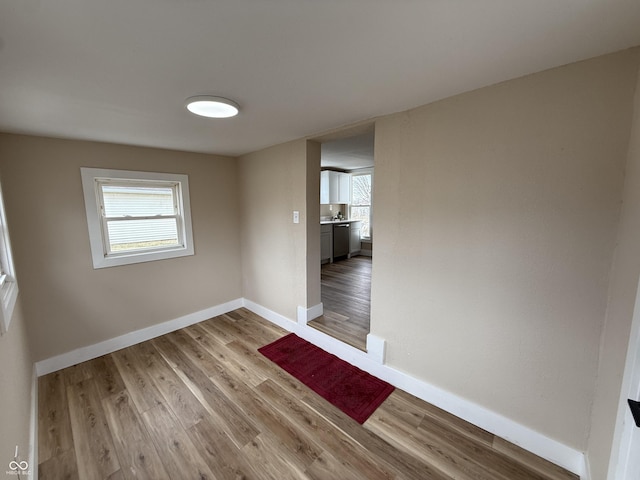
left=309, top=256, right=371, bottom=350
left=38, top=308, right=578, bottom=480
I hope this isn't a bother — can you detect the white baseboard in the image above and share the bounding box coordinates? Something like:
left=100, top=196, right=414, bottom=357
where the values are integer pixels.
left=296, top=303, right=323, bottom=325
left=242, top=299, right=297, bottom=331
left=243, top=300, right=586, bottom=478
left=35, top=298, right=243, bottom=376
left=29, top=364, right=37, bottom=480
left=583, top=455, right=591, bottom=480
left=366, top=333, right=386, bottom=364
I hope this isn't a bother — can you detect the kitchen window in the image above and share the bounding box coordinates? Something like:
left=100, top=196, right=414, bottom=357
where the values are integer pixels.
left=0, top=178, right=18, bottom=333
left=350, top=171, right=372, bottom=239
left=81, top=168, right=194, bottom=269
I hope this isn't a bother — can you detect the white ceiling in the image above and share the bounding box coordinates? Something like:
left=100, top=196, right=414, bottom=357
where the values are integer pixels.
left=321, top=131, right=374, bottom=170
left=1, top=0, right=639, bottom=157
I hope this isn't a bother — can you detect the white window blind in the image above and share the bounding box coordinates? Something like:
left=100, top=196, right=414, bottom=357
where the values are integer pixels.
left=99, top=182, right=182, bottom=254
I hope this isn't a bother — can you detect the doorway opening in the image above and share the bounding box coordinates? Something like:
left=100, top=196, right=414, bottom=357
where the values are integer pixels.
left=307, top=128, right=374, bottom=350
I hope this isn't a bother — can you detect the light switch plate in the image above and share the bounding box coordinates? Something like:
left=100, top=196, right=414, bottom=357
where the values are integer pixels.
left=293, top=211, right=300, bottom=224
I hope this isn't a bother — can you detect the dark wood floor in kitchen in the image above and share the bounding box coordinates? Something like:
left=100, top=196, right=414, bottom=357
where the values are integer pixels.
left=38, top=308, right=578, bottom=480
left=308, top=255, right=372, bottom=350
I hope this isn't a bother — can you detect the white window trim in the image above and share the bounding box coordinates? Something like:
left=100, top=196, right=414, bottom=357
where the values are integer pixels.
left=81, top=168, right=194, bottom=269
left=0, top=179, right=19, bottom=334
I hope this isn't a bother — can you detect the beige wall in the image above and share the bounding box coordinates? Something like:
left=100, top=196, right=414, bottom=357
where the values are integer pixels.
left=0, top=297, right=34, bottom=471
left=306, top=141, right=321, bottom=308
left=589, top=58, right=640, bottom=478
left=0, top=134, right=242, bottom=361
left=371, top=49, right=640, bottom=450
left=238, top=139, right=314, bottom=321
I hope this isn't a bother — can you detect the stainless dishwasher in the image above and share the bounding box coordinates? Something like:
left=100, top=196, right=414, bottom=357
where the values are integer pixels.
left=333, top=222, right=350, bottom=259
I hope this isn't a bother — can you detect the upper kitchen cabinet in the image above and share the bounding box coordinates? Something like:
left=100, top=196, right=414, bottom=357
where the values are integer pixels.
left=320, top=170, right=351, bottom=204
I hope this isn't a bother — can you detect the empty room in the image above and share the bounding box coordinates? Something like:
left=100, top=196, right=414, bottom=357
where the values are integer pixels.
left=2, top=1, right=640, bottom=479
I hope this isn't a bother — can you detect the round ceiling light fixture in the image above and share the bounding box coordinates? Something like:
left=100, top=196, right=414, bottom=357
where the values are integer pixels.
left=185, top=95, right=239, bottom=118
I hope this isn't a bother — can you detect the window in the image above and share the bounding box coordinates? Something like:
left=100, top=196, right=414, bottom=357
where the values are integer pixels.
left=0, top=179, right=18, bottom=333
left=350, top=171, right=372, bottom=239
left=81, top=168, right=194, bottom=269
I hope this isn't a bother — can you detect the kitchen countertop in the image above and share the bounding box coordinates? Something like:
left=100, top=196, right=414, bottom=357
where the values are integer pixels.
left=320, top=219, right=360, bottom=225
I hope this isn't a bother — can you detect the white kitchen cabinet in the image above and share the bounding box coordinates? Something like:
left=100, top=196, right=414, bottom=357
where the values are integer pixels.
left=337, top=172, right=351, bottom=203
left=320, top=170, right=351, bottom=204
left=321, top=224, right=332, bottom=263
left=320, top=171, right=331, bottom=204
left=349, top=221, right=361, bottom=256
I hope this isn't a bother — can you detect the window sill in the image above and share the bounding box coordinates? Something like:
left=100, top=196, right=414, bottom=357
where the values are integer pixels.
left=92, top=245, right=194, bottom=269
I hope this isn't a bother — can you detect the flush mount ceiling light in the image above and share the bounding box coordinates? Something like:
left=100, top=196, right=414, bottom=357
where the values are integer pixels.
left=185, top=95, right=239, bottom=118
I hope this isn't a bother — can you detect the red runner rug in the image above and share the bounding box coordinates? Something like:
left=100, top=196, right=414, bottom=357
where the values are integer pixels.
left=258, top=333, right=394, bottom=424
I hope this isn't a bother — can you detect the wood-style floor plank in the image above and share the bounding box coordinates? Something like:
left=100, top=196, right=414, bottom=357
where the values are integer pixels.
left=140, top=403, right=217, bottom=480
left=305, top=449, right=366, bottom=480
left=185, top=323, right=267, bottom=387
left=299, top=388, right=452, bottom=480
left=111, top=347, right=164, bottom=414
left=151, top=333, right=261, bottom=449
left=187, top=417, right=257, bottom=480
left=198, top=351, right=324, bottom=472
left=38, top=308, right=578, bottom=480
left=66, top=380, right=120, bottom=480
left=38, top=372, right=74, bottom=463
left=492, top=437, right=580, bottom=480
left=37, top=448, right=79, bottom=480
left=309, top=255, right=372, bottom=350
left=256, top=378, right=397, bottom=480
left=80, top=355, right=126, bottom=398
left=417, top=414, right=550, bottom=480
left=101, top=390, right=169, bottom=480
left=131, top=339, right=208, bottom=430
